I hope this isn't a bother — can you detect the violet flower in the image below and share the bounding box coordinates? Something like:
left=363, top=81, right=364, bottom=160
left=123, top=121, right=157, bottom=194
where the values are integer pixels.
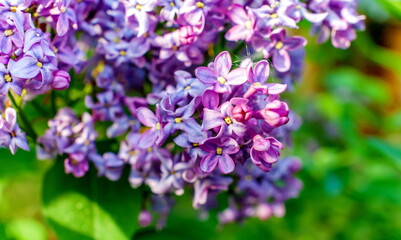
left=199, top=137, right=239, bottom=174
left=0, top=61, right=24, bottom=96
left=202, top=101, right=248, bottom=138
left=262, top=28, right=306, bottom=72
left=195, top=51, right=247, bottom=93
left=136, top=106, right=165, bottom=148
left=243, top=60, right=287, bottom=98
left=10, top=45, right=58, bottom=86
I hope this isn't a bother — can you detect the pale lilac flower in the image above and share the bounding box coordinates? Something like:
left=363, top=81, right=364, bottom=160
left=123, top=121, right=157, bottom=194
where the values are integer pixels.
left=0, top=107, right=29, bottom=154
left=225, top=4, right=256, bottom=42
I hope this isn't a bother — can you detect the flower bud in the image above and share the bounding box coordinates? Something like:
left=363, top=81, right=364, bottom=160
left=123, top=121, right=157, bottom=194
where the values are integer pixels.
left=255, top=100, right=289, bottom=128
left=179, top=26, right=197, bottom=45
left=138, top=210, right=152, bottom=227
left=256, top=203, right=272, bottom=220
left=52, top=70, right=71, bottom=90
left=232, top=103, right=253, bottom=122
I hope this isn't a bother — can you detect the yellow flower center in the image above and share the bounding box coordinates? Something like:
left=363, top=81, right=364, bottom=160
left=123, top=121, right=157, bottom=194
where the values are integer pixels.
left=172, top=45, right=178, bottom=51
left=4, top=74, right=12, bottom=83
left=36, top=62, right=43, bottom=68
left=92, top=61, right=105, bottom=78
left=60, top=6, right=66, bottom=13
left=136, top=4, right=143, bottom=10
left=169, top=1, right=175, bottom=7
left=224, top=116, right=232, bottom=125
left=53, top=46, right=59, bottom=53
left=296, top=5, right=301, bottom=10
left=147, top=147, right=152, bottom=152
left=216, top=147, right=223, bottom=155
left=155, top=122, right=161, bottom=130
left=129, top=150, right=136, bottom=156
left=245, top=20, right=253, bottom=30
left=217, top=76, right=226, bottom=85
left=196, top=1, right=204, bottom=8
left=253, top=82, right=262, bottom=86
left=270, top=13, right=278, bottom=19
left=184, top=85, right=191, bottom=90
left=275, top=41, right=284, bottom=50
left=193, top=143, right=199, bottom=147
left=119, top=50, right=127, bottom=56
left=84, top=140, right=91, bottom=146
left=174, top=117, right=182, bottom=123
left=10, top=6, right=17, bottom=12
left=113, top=37, right=120, bottom=43
left=4, top=29, right=13, bottom=37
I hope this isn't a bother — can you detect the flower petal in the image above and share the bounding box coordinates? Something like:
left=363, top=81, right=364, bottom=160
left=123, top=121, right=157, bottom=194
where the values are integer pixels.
left=227, top=68, right=247, bottom=85
left=273, top=50, right=290, bottom=72
left=214, top=51, right=232, bottom=76
left=218, top=154, right=235, bottom=174
left=10, top=57, right=40, bottom=79
left=136, top=107, right=157, bottom=127
left=200, top=153, right=219, bottom=173
left=195, top=66, right=217, bottom=84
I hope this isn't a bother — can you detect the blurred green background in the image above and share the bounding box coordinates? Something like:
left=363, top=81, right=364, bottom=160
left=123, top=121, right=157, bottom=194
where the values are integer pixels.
left=1, top=0, right=401, bottom=239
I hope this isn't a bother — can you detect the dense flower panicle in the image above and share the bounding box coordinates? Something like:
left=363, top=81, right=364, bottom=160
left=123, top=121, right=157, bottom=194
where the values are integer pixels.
left=0, top=0, right=364, bottom=228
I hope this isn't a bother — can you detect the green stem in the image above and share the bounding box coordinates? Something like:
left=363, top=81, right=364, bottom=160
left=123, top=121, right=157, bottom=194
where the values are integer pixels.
left=8, top=92, right=38, bottom=141
left=51, top=90, right=56, bottom=115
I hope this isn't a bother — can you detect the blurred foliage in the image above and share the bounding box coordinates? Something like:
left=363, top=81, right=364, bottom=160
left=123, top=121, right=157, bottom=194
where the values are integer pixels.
left=1, top=1, right=401, bottom=239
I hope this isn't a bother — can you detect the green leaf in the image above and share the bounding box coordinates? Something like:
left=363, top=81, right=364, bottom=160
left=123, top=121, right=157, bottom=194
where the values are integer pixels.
left=367, top=137, right=401, bottom=167
left=5, top=218, right=47, bottom=240
left=376, top=0, right=401, bottom=20
left=42, top=161, right=141, bottom=240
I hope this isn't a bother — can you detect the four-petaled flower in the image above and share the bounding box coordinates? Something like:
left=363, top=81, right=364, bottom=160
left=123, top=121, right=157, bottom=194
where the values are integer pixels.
left=195, top=51, right=247, bottom=93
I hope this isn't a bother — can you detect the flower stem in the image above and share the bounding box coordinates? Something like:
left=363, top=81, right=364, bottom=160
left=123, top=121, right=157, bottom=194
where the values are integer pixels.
left=8, top=92, right=38, bottom=141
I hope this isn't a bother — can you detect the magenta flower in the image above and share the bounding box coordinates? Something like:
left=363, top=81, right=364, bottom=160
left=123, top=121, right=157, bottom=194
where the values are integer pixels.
left=250, top=135, right=283, bottom=171
left=199, top=137, right=239, bottom=174
left=195, top=51, right=247, bottom=93
left=254, top=100, right=290, bottom=128
left=64, top=152, right=89, bottom=178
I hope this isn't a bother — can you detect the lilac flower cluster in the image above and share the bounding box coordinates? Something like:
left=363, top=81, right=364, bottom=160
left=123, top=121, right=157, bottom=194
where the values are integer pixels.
left=0, top=0, right=363, bottom=228
left=38, top=50, right=302, bottom=226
